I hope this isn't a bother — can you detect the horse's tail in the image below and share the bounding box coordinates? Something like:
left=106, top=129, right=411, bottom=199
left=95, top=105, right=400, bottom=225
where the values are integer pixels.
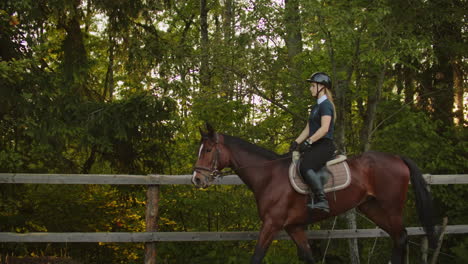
left=401, top=156, right=437, bottom=249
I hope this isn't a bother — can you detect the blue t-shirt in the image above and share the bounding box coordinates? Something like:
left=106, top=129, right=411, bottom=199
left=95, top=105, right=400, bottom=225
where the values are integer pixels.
left=308, top=99, right=334, bottom=140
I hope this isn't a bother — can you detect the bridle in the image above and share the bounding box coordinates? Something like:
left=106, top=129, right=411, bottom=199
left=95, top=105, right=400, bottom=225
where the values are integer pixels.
left=193, top=134, right=222, bottom=181
left=193, top=133, right=294, bottom=183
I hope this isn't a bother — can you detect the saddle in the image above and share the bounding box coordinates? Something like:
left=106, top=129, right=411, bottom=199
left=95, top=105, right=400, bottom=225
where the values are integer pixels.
left=289, top=154, right=351, bottom=195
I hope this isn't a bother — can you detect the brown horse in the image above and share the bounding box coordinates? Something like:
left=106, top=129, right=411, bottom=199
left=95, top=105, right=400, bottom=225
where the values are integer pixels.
left=192, top=124, right=437, bottom=264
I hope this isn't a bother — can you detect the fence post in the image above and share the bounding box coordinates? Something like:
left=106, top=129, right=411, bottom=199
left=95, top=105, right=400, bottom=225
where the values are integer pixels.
left=145, top=185, right=160, bottom=264
left=421, top=237, right=428, bottom=263
left=430, top=217, right=448, bottom=264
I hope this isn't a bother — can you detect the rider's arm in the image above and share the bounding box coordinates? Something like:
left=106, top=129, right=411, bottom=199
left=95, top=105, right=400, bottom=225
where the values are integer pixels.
left=307, top=115, right=331, bottom=143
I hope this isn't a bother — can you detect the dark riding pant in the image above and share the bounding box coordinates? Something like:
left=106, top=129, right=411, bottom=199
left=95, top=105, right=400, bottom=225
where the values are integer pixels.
left=299, top=138, right=336, bottom=176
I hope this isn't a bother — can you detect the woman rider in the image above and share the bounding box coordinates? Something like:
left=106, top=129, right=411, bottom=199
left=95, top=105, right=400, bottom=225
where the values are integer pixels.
left=289, top=72, right=336, bottom=213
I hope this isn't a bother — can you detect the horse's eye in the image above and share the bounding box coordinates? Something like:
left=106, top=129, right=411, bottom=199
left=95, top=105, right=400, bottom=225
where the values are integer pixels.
left=206, top=149, right=212, bottom=153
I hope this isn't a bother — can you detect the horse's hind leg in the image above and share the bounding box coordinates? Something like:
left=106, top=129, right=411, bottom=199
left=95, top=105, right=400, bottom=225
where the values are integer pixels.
left=391, top=229, right=408, bottom=264
left=358, top=199, right=408, bottom=264
left=285, top=225, right=315, bottom=264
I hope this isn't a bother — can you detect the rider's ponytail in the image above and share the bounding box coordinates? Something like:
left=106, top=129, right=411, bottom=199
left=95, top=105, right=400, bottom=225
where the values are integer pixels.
left=325, top=88, right=336, bottom=123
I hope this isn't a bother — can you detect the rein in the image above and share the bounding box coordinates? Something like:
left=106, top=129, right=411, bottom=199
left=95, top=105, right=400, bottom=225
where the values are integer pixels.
left=214, top=154, right=292, bottom=179
left=194, top=133, right=292, bottom=181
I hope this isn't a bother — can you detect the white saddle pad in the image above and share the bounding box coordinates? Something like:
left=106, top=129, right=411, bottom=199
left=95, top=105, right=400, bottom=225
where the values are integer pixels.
left=289, top=155, right=351, bottom=195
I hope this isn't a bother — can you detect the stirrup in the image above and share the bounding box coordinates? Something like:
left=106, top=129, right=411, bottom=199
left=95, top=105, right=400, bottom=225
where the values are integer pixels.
left=310, top=194, right=330, bottom=213
left=311, top=202, right=330, bottom=213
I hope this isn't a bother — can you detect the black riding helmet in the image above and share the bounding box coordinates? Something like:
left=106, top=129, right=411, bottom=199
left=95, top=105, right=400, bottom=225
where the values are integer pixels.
left=306, top=72, right=332, bottom=89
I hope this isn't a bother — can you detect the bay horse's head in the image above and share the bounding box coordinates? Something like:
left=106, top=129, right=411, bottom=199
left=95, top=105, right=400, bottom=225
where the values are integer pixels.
left=192, top=123, right=229, bottom=189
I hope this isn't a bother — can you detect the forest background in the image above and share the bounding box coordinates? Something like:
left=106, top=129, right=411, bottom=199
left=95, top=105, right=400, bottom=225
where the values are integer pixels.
left=0, top=0, right=466, bottom=263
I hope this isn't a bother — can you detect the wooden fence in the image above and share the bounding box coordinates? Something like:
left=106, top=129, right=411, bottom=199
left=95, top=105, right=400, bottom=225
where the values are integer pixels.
left=1, top=173, right=468, bottom=185
left=1, top=173, right=467, bottom=264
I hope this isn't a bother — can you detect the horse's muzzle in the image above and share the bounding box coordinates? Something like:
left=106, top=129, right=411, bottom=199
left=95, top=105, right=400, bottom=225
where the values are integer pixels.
left=192, top=171, right=210, bottom=189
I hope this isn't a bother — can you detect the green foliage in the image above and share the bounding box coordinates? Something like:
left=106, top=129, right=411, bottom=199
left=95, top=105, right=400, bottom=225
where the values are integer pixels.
left=0, top=0, right=466, bottom=263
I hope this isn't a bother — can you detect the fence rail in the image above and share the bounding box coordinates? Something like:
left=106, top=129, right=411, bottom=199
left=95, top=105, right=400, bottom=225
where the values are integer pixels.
left=2, top=225, right=468, bottom=243
left=0, top=173, right=467, bottom=185
left=1, top=172, right=467, bottom=264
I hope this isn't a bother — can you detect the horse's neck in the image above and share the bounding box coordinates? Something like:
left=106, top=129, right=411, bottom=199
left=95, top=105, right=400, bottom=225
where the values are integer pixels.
left=227, top=145, right=271, bottom=192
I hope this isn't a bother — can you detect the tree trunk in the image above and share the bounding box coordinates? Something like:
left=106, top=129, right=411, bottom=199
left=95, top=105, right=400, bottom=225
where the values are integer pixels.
left=340, top=28, right=363, bottom=153
left=417, top=66, right=433, bottom=112
left=284, top=0, right=304, bottom=131
left=453, top=60, right=465, bottom=126
left=323, top=29, right=345, bottom=151
left=320, top=16, right=346, bottom=152
left=360, top=66, right=385, bottom=152
left=348, top=66, right=386, bottom=264
left=404, top=69, right=415, bottom=106
left=81, top=146, right=97, bottom=174
left=104, top=14, right=116, bottom=101
left=222, top=0, right=233, bottom=97
left=285, top=0, right=303, bottom=63
left=200, top=0, right=210, bottom=87
left=431, top=49, right=454, bottom=128
left=61, top=1, right=88, bottom=95
left=429, top=0, right=459, bottom=127
left=223, top=0, right=233, bottom=43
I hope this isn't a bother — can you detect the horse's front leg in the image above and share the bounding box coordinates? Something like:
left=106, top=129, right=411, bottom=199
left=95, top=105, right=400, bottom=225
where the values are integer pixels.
left=251, top=219, right=281, bottom=264
left=285, top=225, right=315, bottom=264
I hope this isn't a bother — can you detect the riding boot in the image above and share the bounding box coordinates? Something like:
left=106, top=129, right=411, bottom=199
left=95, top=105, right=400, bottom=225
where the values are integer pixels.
left=302, top=169, right=330, bottom=213
left=317, top=166, right=331, bottom=186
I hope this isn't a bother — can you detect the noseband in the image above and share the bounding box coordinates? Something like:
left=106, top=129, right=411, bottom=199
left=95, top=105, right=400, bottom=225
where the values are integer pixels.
left=194, top=134, right=222, bottom=181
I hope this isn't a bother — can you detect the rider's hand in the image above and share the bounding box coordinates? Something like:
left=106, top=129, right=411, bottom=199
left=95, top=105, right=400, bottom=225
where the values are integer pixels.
left=289, top=141, right=299, bottom=152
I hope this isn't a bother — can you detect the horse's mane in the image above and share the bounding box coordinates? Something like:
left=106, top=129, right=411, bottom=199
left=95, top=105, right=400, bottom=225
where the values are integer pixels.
left=223, top=134, right=288, bottom=161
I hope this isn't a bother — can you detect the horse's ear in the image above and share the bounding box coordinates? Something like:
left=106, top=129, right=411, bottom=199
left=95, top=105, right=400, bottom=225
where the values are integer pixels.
left=206, top=122, right=215, bottom=139
left=199, top=126, right=207, bottom=137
